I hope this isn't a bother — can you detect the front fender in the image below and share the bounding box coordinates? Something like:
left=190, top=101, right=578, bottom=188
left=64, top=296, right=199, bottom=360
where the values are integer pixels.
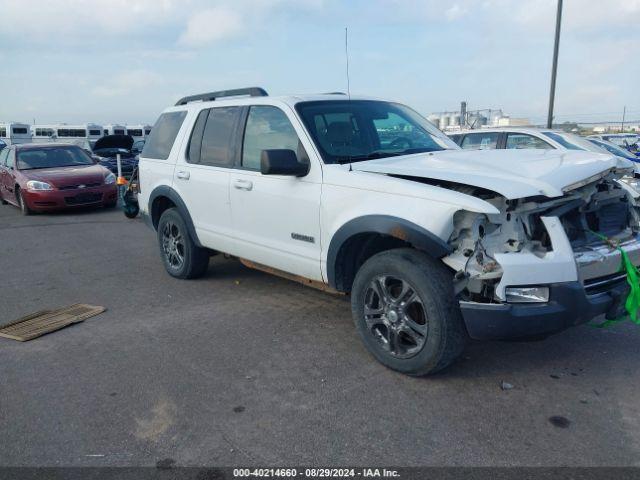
left=326, top=215, right=452, bottom=289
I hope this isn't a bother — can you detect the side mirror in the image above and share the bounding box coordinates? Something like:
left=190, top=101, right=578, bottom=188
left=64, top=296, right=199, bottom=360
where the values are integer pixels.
left=260, top=149, right=309, bottom=177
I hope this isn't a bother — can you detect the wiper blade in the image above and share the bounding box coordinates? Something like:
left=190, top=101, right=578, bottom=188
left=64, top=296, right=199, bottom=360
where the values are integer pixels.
left=336, top=151, right=403, bottom=164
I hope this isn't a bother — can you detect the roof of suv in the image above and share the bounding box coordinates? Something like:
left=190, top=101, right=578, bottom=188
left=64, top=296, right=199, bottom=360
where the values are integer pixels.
left=164, top=93, right=384, bottom=113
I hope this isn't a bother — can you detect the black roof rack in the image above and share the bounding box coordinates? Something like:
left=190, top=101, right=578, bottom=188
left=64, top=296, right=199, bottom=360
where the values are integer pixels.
left=175, top=87, right=268, bottom=106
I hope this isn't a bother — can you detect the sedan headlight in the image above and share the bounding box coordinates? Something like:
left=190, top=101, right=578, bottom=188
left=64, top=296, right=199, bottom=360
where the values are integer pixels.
left=104, top=172, right=116, bottom=185
left=505, top=286, right=550, bottom=303
left=26, top=180, right=53, bottom=191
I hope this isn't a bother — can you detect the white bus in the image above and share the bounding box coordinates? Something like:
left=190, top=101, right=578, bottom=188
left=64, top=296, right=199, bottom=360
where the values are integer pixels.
left=124, top=124, right=146, bottom=142
left=104, top=124, right=126, bottom=136
left=32, top=123, right=103, bottom=146
left=0, top=122, right=32, bottom=144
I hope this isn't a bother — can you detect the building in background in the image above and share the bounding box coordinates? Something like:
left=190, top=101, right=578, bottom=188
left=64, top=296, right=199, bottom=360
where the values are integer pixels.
left=428, top=102, right=530, bottom=132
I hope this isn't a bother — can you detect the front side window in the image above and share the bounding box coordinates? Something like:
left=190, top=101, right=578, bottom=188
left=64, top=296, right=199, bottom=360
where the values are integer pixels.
left=17, top=146, right=93, bottom=170
left=199, top=107, right=240, bottom=167
left=6, top=149, right=15, bottom=168
left=242, top=106, right=301, bottom=170
left=0, top=148, right=9, bottom=166
left=505, top=133, right=553, bottom=150
left=460, top=132, right=499, bottom=150
left=142, top=111, right=187, bottom=160
left=296, top=100, right=457, bottom=164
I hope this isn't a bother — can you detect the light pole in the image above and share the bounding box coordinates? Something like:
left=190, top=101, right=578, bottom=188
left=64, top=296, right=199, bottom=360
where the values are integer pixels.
left=547, top=0, right=563, bottom=129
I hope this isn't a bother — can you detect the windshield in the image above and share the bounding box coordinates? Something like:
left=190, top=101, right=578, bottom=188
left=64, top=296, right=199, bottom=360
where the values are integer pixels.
left=295, top=100, right=458, bottom=164
left=17, top=146, right=94, bottom=170
left=588, top=139, right=638, bottom=160
left=542, top=131, right=595, bottom=151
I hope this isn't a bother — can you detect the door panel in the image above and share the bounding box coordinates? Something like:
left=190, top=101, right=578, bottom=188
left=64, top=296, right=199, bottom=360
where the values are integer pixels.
left=229, top=105, right=323, bottom=280
left=172, top=107, right=241, bottom=254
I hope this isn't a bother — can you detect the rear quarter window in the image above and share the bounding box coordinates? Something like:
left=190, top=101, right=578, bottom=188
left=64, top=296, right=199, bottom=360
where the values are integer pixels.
left=142, top=111, right=187, bottom=160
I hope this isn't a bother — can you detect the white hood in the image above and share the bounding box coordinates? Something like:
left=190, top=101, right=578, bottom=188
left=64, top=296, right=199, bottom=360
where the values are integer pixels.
left=351, top=149, right=629, bottom=200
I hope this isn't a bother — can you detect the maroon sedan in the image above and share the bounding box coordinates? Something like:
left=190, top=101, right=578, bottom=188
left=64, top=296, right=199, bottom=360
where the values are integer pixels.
left=0, top=143, right=118, bottom=215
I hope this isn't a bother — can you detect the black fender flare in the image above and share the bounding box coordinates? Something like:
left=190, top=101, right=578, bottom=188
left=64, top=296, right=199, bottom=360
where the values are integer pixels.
left=326, top=215, right=452, bottom=289
left=148, top=185, right=203, bottom=247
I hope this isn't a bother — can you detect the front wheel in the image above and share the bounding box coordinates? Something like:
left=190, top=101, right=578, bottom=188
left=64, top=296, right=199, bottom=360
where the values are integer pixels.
left=17, top=188, right=32, bottom=216
left=157, top=208, right=209, bottom=279
left=351, top=248, right=467, bottom=376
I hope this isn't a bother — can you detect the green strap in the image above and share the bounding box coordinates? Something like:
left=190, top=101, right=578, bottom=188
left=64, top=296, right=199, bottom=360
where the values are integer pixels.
left=588, top=231, right=640, bottom=328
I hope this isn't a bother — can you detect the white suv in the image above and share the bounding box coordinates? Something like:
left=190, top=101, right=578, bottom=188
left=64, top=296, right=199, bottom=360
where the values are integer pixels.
left=137, top=87, right=639, bottom=375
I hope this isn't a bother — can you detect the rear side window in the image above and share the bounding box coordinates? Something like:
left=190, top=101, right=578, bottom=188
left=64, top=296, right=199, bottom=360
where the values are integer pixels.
left=199, top=107, right=240, bottom=167
left=187, top=110, right=209, bottom=164
left=461, top=132, right=499, bottom=150
left=142, top=111, right=187, bottom=160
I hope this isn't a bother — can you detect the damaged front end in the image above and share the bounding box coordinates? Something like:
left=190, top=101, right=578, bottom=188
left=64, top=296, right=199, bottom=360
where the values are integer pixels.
left=441, top=168, right=640, bottom=339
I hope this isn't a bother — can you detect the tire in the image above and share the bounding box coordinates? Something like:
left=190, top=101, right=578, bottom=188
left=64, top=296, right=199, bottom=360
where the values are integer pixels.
left=16, top=188, right=32, bottom=216
left=157, top=208, right=209, bottom=279
left=124, top=204, right=139, bottom=218
left=351, top=248, right=467, bottom=376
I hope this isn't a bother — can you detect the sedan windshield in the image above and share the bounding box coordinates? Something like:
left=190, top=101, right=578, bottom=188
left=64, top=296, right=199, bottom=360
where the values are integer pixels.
left=17, top=146, right=94, bottom=170
left=295, top=100, right=458, bottom=164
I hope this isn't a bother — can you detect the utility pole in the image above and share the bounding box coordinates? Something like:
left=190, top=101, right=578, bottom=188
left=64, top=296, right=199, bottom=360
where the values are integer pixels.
left=621, top=106, right=626, bottom=133
left=547, top=0, right=563, bottom=129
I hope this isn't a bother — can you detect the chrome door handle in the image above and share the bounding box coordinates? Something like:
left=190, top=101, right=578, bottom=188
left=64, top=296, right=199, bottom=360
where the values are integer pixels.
left=234, top=179, right=253, bottom=191
left=176, top=170, right=190, bottom=180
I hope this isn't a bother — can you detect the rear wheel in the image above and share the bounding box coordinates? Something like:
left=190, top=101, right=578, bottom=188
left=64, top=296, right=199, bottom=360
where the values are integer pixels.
left=16, top=188, right=32, bottom=216
left=351, top=248, right=467, bottom=376
left=157, top=208, right=209, bottom=279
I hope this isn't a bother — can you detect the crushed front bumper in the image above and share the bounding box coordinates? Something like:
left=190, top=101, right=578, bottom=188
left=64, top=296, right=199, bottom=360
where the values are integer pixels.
left=460, top=278, right=629, bottom=340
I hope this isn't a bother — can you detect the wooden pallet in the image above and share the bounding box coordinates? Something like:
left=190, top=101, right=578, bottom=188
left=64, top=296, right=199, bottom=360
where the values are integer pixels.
left=0, top=304, right=106, bottom=342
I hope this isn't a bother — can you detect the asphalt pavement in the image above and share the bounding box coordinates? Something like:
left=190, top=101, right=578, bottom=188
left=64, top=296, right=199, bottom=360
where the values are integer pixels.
left=1, top=204, right=640, bottom=467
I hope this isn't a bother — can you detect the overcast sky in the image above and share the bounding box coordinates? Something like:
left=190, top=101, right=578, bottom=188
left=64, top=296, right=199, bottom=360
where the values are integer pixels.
left=1, top=0, right=638, bottom=125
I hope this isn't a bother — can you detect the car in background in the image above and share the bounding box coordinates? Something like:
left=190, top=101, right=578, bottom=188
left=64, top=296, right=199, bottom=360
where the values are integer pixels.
left=586, top=137, right=640, bottom=163
left=92, top=134, right=138, bottom=179
left=449, top=127, right=602, bottom=151
left=588, top=134, right=639, bottom=155
left=449, top=127, right=638, bottom=180
left=0, top=143, right=117, bottom=215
